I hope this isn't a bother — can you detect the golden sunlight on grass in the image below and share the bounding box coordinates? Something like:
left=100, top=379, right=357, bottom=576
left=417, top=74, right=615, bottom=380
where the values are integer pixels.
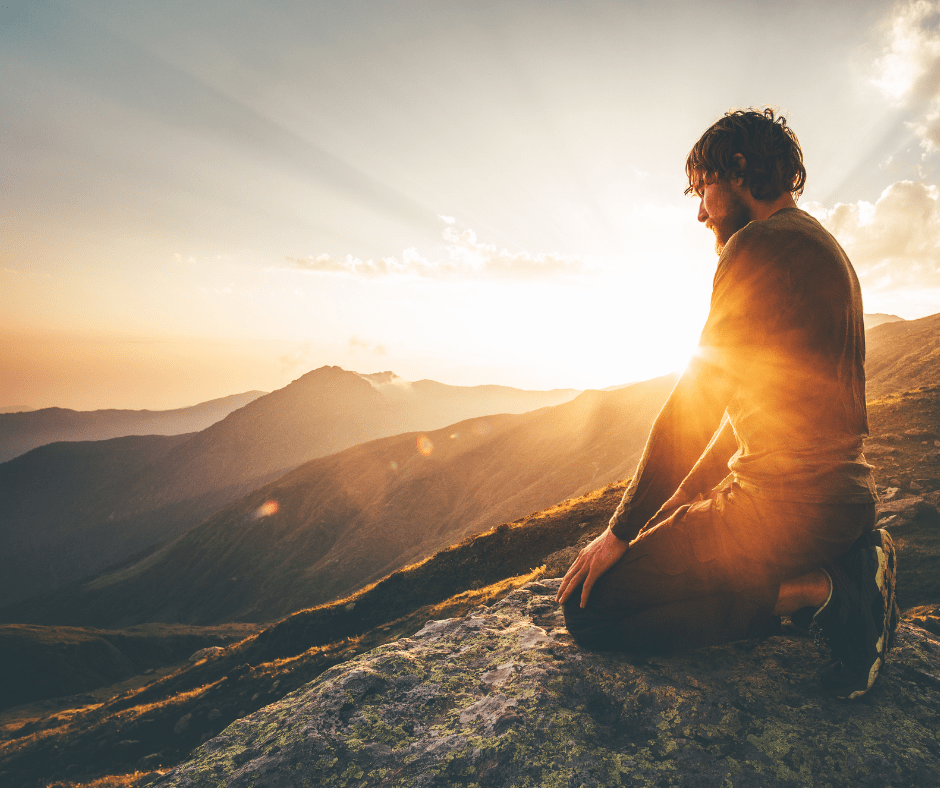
left=48, top=772, right=165, bottom=788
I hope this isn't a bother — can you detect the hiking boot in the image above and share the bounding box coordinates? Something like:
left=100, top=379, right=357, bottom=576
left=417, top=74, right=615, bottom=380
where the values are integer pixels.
left=880, top=530, right=900, bottom=652
left=811, top=529, right=897, bottom=700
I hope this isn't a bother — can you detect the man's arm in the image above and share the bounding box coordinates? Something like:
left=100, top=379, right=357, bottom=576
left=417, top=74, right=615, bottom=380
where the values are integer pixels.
left=556, top=357, right=733, bottom=608
left=607, top=354, right=735, bottom=542
left=672, top=413, right=738, bottom=500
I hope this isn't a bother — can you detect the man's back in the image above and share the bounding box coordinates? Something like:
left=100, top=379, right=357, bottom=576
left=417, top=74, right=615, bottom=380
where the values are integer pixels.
left=702, top=207, right=875, bottom=504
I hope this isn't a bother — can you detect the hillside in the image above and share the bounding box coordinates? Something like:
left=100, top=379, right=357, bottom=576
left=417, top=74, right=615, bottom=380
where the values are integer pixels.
left=866, top=312, right=940, bottom=399
left=1, top=384, right=938, bottom=786
left=0, top=622, right=261, bottom=711
left=0, top=434, right=193, bottom=605
left=0, top=392, right=266, bottom=464
left=0, top=367, right=579, bottom=608
left=863, top=312, right=904, bottom=330
left=1, top=375, right=675, bottom=628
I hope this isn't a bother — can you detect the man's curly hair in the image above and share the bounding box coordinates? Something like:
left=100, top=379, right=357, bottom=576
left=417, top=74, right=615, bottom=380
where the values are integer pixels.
left=684, top=108, right=806, bottom=201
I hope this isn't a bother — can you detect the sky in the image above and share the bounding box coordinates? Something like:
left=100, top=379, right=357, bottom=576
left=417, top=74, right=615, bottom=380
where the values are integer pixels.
left=3, top=0, right=940, bottom=410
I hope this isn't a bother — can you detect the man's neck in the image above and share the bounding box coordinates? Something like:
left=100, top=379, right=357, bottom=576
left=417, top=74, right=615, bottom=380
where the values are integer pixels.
left=746, top=192, right=797, bottom=224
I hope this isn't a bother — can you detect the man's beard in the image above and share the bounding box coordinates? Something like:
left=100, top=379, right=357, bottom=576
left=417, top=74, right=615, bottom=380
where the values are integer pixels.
left=707, top=193, right=751, bottom=255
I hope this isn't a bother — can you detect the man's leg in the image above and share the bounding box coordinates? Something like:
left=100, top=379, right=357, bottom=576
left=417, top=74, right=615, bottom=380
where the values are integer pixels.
left=564, top=481, right=873, bottom=654
left=774, top=569, right=830, bottom=616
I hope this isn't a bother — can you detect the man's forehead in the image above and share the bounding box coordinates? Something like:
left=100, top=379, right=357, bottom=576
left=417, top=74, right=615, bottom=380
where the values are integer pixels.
left=691, top=170, right=716, bottom=186
left=690, top=170, right=712, bottom=194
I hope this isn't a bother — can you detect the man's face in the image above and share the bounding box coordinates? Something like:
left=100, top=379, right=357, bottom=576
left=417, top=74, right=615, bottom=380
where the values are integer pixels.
left=693, top=173, right=752, bottom=255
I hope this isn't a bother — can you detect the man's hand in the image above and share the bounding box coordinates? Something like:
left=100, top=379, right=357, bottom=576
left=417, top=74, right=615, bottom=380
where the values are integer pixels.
left=555, top=527, right=630, bottom=609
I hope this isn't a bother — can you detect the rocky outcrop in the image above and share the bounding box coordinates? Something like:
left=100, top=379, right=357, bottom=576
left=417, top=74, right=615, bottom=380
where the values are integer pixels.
left=153, top=579, right=940, bottom=788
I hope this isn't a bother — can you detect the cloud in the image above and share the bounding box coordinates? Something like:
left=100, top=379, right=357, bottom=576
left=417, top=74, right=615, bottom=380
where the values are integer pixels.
left=874, top=1, right=940, bottom=150
left=805, top=180, right=940, bottom=291
left=286, top=225, right=591, bottom=281
left=349, top=336, right=387, bottom=356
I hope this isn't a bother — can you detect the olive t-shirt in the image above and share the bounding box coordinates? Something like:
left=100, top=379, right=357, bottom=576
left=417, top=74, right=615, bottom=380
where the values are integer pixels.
left=610, top=208, right=877, bottom=542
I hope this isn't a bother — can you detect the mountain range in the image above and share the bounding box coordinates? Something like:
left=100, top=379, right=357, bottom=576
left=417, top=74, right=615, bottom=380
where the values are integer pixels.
left=2, top=375, right=674, bottom=627
left=0, top=391, right=266, bottom=464
left=0, top=370, right=578, bottom=607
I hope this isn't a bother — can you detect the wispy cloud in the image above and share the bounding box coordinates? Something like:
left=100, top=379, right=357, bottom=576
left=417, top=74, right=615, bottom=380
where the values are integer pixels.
left=875, top=1, right=940, bottom=151
left=806, top=180, right=940, bottom=291
left=349, top=336, right=387, bottom=356
left=286, top=225, right=591, bottom=281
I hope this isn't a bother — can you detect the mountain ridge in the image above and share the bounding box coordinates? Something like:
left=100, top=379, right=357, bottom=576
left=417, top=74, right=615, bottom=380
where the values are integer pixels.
left=866, top=312, right=940, bottom=399
left=0, top=376, right=674, bottom=628
left=0, top=368, right=580, bottom=608
left=0, top=391, right=267, bottom=464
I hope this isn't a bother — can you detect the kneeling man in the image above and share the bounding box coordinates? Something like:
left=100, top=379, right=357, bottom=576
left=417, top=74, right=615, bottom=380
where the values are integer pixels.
left=556, top=108, right=898, bottom=700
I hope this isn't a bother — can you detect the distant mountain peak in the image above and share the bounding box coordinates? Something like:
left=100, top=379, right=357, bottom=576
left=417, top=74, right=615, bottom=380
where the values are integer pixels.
left=359, top=371, right=409, bottom=390
left=304, top=364, right=355, bottom=377
left=864, top=313, right=905, bottom=331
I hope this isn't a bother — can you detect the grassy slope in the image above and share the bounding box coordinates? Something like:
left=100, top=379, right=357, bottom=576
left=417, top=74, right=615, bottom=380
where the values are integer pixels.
left=865, top=312, right=940, bottom=399
left=0, top=623, right=262, bottom=712
left=867, top=385, right=940, bottom=609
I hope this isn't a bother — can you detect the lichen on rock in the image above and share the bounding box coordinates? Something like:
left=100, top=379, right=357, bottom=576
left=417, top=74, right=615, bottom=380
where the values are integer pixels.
left=152, top=578, right=940, bottom=787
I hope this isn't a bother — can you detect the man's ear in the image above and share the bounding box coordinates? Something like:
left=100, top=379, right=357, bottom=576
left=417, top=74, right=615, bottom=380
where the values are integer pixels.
left=730, top=153, right=746, bottom=186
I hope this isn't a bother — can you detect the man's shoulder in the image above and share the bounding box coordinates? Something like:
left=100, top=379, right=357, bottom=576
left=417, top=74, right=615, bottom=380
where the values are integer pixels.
left=725, top=208, right=843, bottom=268
left=742, top=207, right=838, bottom=248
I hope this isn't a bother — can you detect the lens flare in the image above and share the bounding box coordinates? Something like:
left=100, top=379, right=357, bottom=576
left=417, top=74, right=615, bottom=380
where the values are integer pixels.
left=254, top=500, right=279, bottom=519
left=417, top=434, right=434, bottom=456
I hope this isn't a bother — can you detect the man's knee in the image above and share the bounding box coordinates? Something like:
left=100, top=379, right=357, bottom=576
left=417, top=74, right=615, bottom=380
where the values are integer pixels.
left=562, top=593, right=620, bottom=651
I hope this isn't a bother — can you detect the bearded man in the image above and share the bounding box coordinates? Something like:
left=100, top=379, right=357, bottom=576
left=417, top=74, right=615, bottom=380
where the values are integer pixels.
left=556, top=108, right=898, bottom=700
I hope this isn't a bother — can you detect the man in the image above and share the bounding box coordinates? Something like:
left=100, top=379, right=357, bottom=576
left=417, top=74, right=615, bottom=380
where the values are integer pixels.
left=556, top=108, right=898, bottom=700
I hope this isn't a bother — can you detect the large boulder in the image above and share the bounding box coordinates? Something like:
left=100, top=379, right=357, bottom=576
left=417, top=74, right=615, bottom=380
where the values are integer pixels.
left=152, top=579, right=940, bottom=788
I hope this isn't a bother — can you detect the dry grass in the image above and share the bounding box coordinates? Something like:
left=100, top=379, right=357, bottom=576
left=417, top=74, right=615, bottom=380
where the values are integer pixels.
left=47, top=771, right=165, bottom=788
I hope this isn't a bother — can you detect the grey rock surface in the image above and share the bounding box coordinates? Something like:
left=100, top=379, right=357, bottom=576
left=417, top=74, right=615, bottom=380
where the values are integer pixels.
left=153, top=579, right=940, bottom=788
left=876, top=494, right=940, bottom=528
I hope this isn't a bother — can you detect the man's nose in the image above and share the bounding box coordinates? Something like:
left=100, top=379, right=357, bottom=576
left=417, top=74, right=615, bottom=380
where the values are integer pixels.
left=697, top=200, right=708, bottom=223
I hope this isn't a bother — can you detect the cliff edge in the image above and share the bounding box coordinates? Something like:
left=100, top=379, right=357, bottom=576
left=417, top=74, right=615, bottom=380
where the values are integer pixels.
left=153, top=578, right=940, bottom=788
